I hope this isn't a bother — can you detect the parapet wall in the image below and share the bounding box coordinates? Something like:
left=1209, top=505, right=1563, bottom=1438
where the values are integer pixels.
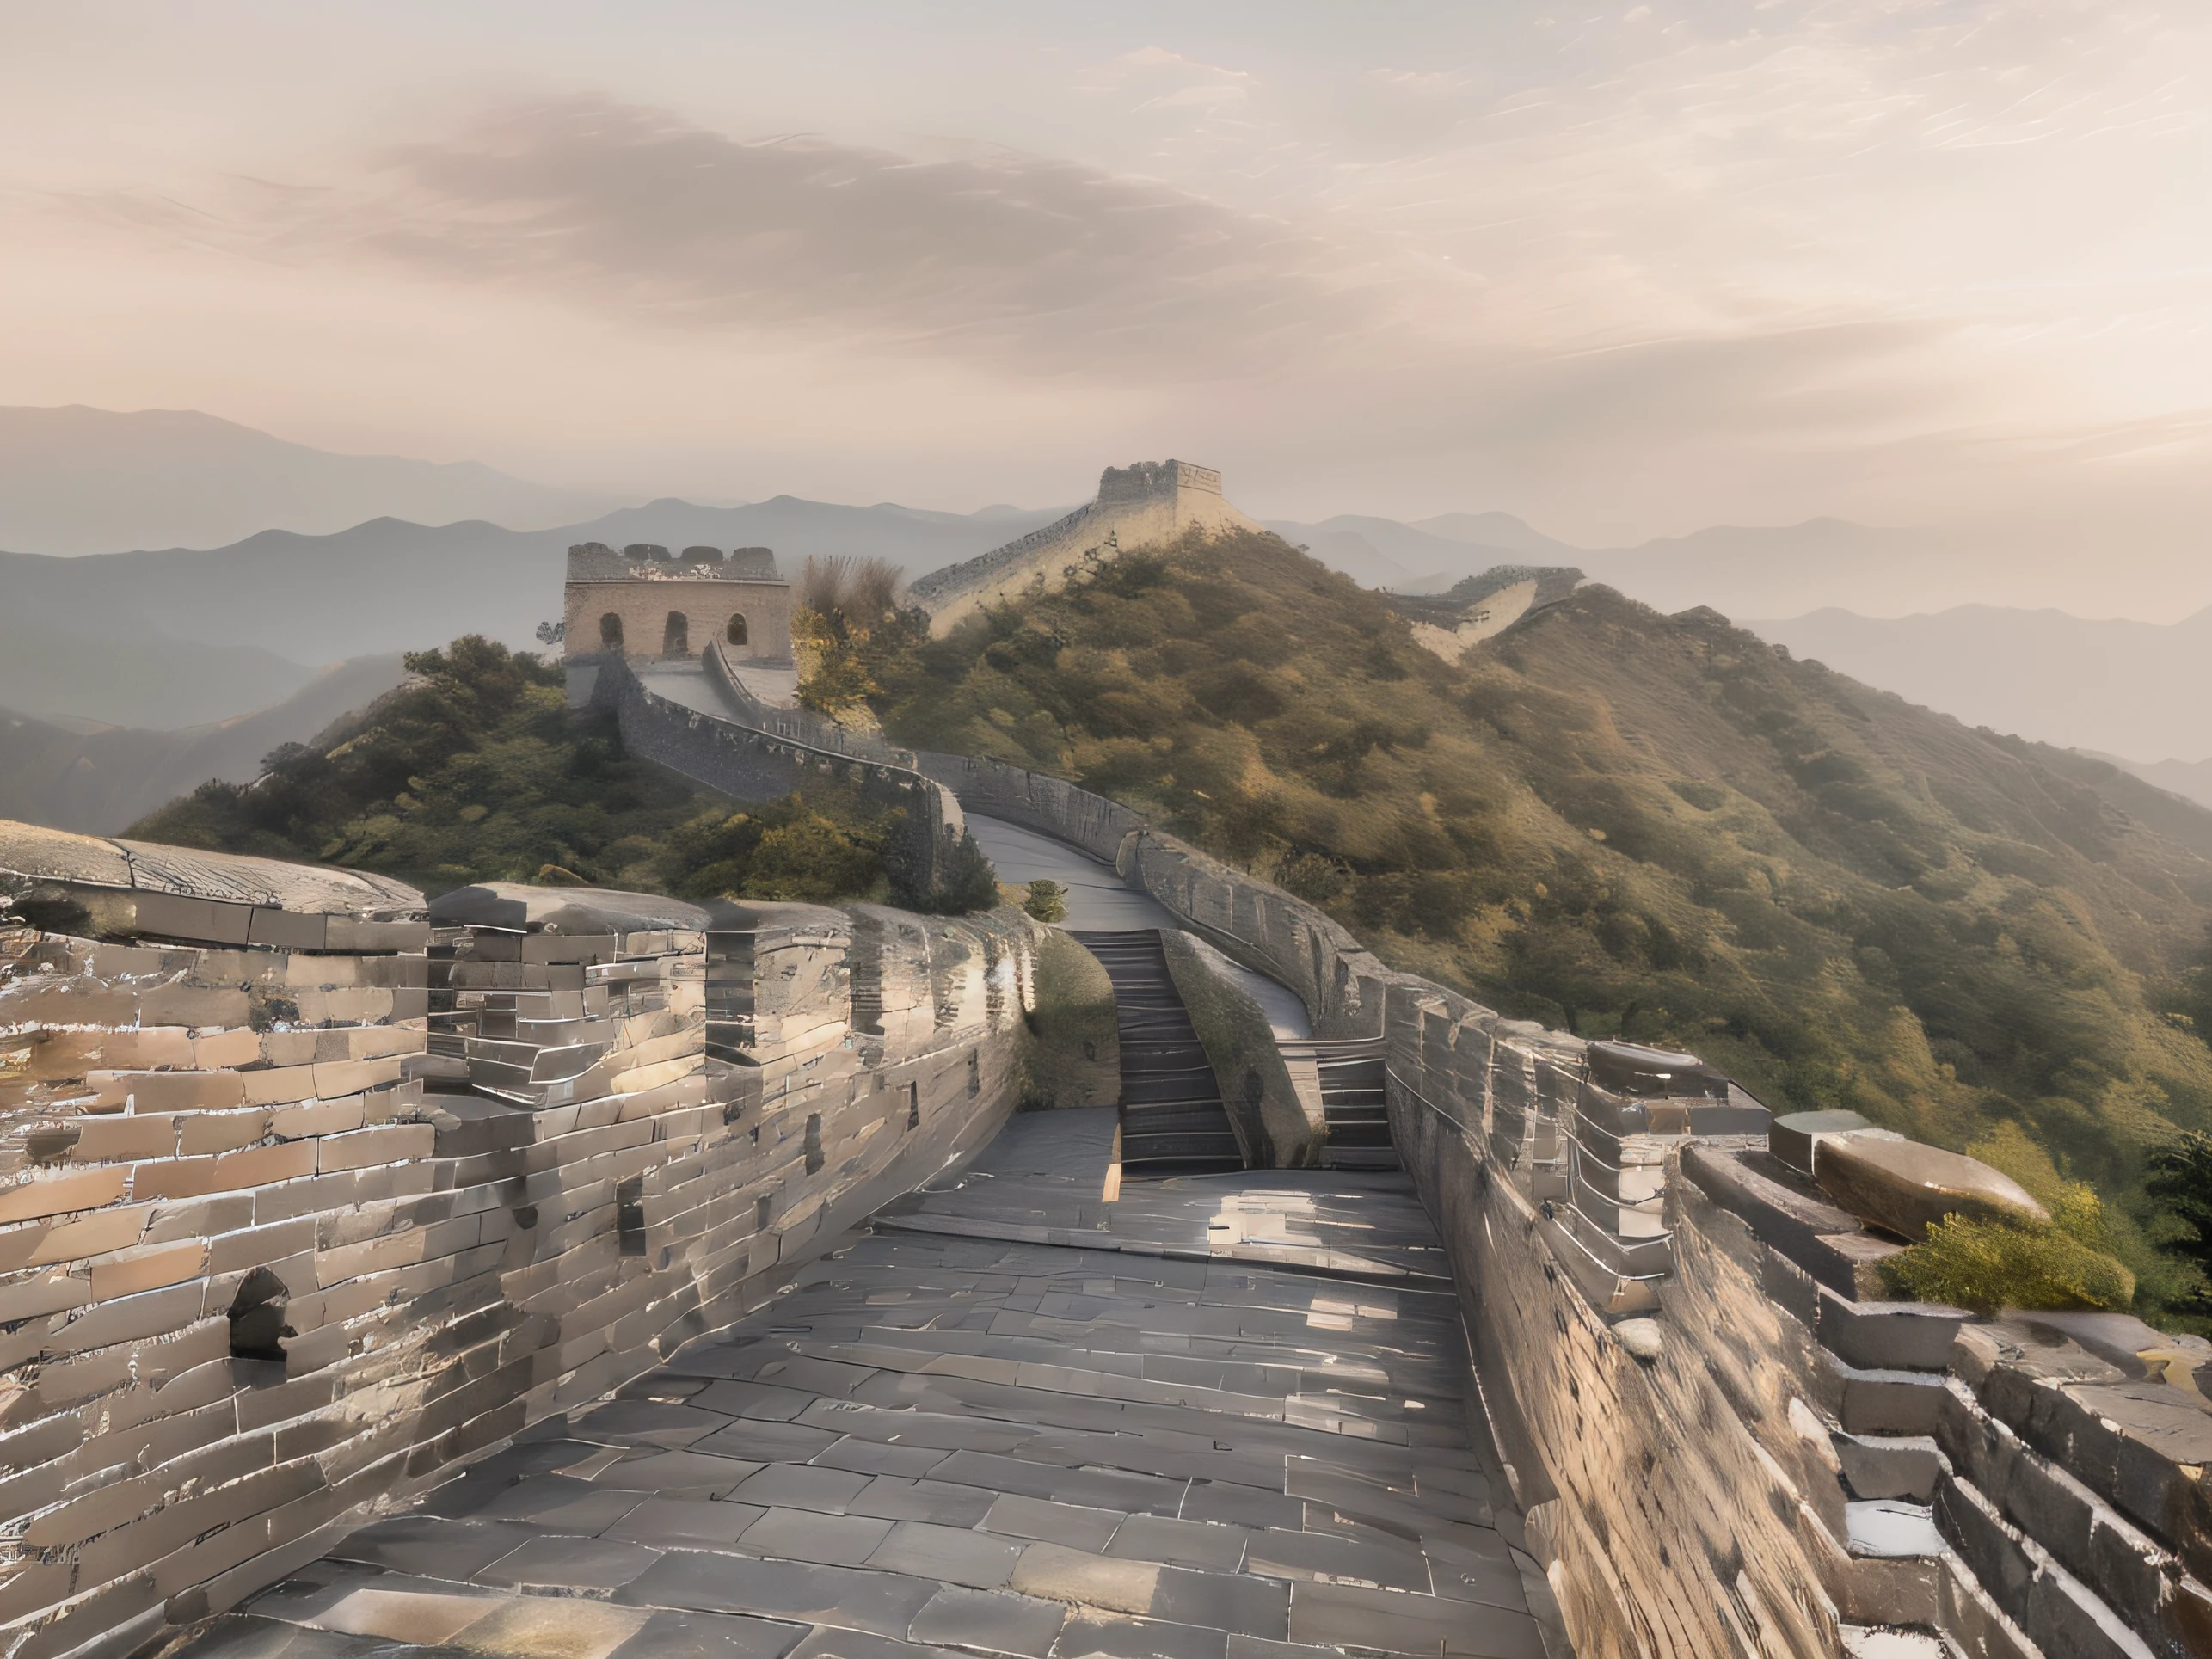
left=0, top=854, right=1041, bottom=1659
left=910, top=747, right=2212, bottom=1657
left=585, top=651, right=971, bottom=907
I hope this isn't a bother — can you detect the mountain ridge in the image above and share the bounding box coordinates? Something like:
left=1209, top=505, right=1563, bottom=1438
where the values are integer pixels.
left=1747, top=603, right=2212, bottom=766
left=0, top=495, right=1072, bottom=691
left=0, top=654, right=411, bottom=833
left=0, top=404, right=622, bottom=555
left=851, top=525, right=2212, bottom=1311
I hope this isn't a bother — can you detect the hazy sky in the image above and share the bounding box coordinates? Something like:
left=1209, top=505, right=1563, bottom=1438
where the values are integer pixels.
left=3, top=1, right=2208, bottom=544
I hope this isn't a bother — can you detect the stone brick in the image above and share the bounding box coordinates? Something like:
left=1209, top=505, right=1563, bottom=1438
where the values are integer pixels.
left=87, top=1070, right=248, bottom=1113
left=316, top=1123, right=433, bottom=1173
left=1818, top=1352, right=1949, bottom=1436
left=89, top=1241, right=208, bottom=1300
left=131, top=1155, right=224, bottom=1201
left=144, top=1193, right=254, bottom=1244
left=29, top=1202, right=150, bottom=1263
left=73, top=1115, right=180, bottom=1162
left=269, top=1097, right=366, bottom=1140
left=1818, top=1293, right=1971, bottom=1373
left=212, top=1140, right=316, bottom=1189
left=193, top=1027, right=263, bottom=1068
left=239, top=1064, right=326, bottom=1108
left=0, top=1166, right=129, bottom=1223
left=178, top=1109, right=273, bottom=1156
left=0, top=1269, right=89, bottom=1326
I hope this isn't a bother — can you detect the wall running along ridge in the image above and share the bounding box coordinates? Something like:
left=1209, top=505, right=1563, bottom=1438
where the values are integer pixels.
left=906, top=460, right=1258, bottom=637
left=0, top=839, right=1043, bottom=1659
left=910, top=747, right=2212, bottom=1657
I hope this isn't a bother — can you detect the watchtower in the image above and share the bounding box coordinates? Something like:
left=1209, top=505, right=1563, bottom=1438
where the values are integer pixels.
left=562, top=542, right=795, bottom=669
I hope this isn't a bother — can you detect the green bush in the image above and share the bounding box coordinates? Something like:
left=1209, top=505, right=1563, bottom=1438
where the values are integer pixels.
left=659, top=796, right=889, bottom=905
left=1883, top=1214, right=2136, bottom=1314
left=919, top=829, right=1001, bottom=916
left=2145, top=1130, right=2212, bottom=1314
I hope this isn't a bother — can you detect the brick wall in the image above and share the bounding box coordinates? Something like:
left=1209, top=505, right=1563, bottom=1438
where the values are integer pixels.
left=0, top=893, right=1040, bottom=1659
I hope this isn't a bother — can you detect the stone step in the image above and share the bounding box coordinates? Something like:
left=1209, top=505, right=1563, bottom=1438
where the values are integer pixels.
left=1072, top=928, right=1243, bottom=1175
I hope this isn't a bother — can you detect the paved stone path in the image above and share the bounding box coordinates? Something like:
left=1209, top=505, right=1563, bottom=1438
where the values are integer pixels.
left=176, top=1111, right=1556, bottom=1659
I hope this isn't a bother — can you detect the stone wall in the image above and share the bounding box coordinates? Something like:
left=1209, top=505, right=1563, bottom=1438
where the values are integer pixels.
left=703, top=640, right=916, bottom=769
left=0, top=863, right=1041, bottom=1659
left=562, top=577, right=793, bottom=666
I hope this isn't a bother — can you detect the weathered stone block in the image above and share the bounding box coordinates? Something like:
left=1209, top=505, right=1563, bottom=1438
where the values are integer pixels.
left=1816, top=1136, right=2049, bottom=1239
left=1819, top=1351, right=1949, bottom=1436
left=1835, top=1435, right=1945, bottom=1502
left=1769, top=1109, right=1873, bottom=1176
left=0, top=1166, right=129, bottom=1222
left=1819, top=1292, right=1972, bottom=1373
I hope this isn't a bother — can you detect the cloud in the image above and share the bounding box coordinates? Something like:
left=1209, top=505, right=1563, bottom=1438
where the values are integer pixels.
left=88, top=97, right=1379, bottom=377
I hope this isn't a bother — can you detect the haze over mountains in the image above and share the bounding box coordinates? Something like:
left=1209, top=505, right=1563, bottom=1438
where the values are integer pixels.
left=2, top=404, right=2206, bottom=831
left=0, top=407, right=625, bottom=555
left=1743, top=605, right=2212, bottom=799
left=0, top=657, right=410, bottom=834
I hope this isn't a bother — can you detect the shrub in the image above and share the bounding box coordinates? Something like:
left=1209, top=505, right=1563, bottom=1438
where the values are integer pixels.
left=1023, top=879, right=1068, bottom=923
left=1883, top=1214, right=2136, bottom=1314
left=1017, top=931, right=1119, bottom=1110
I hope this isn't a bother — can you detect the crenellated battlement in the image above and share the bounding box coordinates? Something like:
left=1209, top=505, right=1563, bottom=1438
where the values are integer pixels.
left=1095, top=458, right=1222, bottom=505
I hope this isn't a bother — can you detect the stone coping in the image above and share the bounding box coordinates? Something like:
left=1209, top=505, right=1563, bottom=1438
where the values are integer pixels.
left=427, top=882, right=714, bottom=936
left=565, top=543, right=783, bottom=582
left=0, top=820, right=422, bottom=919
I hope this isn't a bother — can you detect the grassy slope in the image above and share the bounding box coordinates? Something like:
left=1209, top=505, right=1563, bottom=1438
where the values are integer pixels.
left=872, top=530, right=2212, bottom=1227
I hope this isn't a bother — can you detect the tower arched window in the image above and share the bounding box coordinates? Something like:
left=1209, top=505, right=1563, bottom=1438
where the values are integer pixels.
left=725, top=614, right=748, bottom=647
left=599, top=612, right=624, bottom=650
left=662, top=611, right=689, bottom=656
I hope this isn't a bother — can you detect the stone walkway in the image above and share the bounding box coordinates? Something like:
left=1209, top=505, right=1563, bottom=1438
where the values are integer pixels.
left=174, top=1111, right=1557, bottom=1659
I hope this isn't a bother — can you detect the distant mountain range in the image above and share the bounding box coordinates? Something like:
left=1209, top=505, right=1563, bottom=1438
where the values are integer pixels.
left=1263, top=511, right=1578, bottom=592
left=0, top=495, right=1067, bottom=728
left=0, top=655, right=410, bottom=833
left=0, top=406, right=624, bottom=556
left=2101, top=755, right=2212, bottom=812
left=6, top=405, right=2209, bottom=815
left=1743, top=604, right=2212, bottom=782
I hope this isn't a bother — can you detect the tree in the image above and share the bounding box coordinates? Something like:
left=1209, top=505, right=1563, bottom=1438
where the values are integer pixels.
left=2145, top=1133, right=2212, bottom=1308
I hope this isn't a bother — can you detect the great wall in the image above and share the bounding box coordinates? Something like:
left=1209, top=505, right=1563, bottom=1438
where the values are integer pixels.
left=0, top=463, right=2206, bottom=1659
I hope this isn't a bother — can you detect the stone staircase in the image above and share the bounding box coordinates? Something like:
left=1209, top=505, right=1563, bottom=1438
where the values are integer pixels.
left=1286, top=1037, right=1398, bottom=1170
left=1070, top=928, right=1244, bottom=1173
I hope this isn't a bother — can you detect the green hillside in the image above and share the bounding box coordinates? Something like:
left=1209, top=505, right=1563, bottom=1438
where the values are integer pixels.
left=867, top=529, right=2212, bottom=1308
left=129, top=636, right=907, bottom=906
